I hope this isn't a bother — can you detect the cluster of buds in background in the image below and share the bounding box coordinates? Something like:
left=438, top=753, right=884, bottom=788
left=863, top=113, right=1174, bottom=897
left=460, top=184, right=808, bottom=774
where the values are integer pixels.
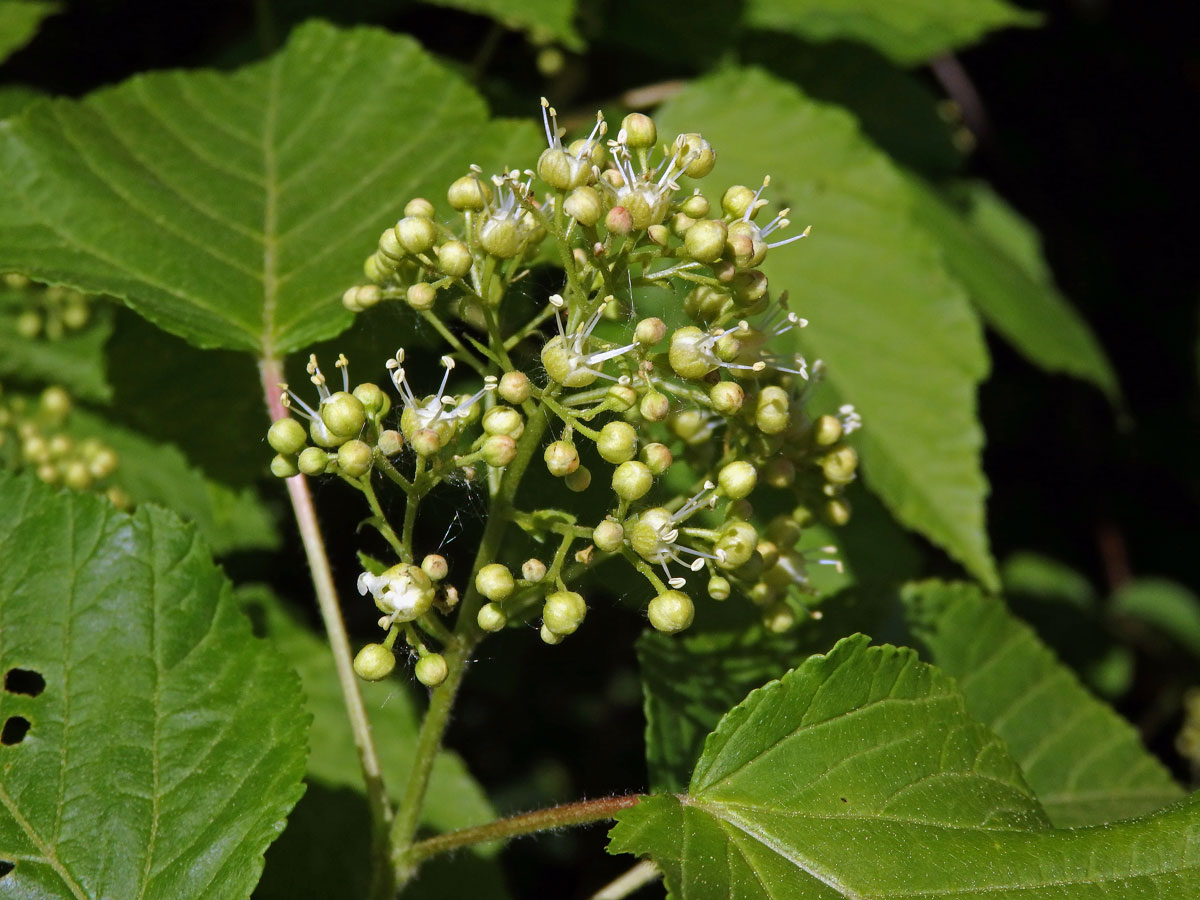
left=267, top=100, right=861, bottom=684
left=2, top=273, right=96, bottom=340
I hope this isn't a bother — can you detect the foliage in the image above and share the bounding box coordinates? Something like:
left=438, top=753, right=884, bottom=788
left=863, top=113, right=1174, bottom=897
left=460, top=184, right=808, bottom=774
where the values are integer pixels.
left=0, top=2, right=1191, bottom=899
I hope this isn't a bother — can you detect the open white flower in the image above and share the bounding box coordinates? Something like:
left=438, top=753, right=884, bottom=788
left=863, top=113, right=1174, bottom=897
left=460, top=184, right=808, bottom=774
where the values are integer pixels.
left=357, top=564, right=435, bottom=627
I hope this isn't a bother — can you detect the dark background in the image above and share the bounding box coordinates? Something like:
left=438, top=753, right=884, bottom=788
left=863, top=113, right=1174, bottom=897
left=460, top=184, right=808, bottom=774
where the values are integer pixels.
left=5, top=1, right=1197, bottom=895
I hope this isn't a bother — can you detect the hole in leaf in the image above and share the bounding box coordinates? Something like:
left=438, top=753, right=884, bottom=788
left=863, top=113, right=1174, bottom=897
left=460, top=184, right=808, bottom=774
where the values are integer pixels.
left=1, top=717, right=31, bottom=745
left=4, top=668, right=45, bottom=697
left=0, top=860, right=12, bottom=879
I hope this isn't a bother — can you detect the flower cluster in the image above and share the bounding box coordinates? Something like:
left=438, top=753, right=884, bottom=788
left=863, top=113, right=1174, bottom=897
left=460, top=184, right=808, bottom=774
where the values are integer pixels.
left=266, top=100, right=861, bottom=683
left=2, top=273, right=96, bottom=340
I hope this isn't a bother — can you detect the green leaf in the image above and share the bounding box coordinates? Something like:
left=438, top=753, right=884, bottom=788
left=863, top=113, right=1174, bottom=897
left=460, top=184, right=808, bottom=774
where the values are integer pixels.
left=612, top=634, right=1200, bottom=899
left=0, top=471, right=307, bottom=899
left=238, top=585, right=496, bottom=837
left=0, top=284, right=112, bottom=402
left=904, top=580, right=1183, bottom=826
left=66, top=407, right=279, bottom=555
left=0, top=1, right=59, bottom=66
left=1111, top=577, right=1200, bottom=659
left=658, top=68, right=997, bottom=587
left=742, top=0, right=1040, bottom=67
left=419, top=0, right=582, bottom=50
left=905, top=177, right=1120, bottom=401
left=1002, top=550, right=1097, bottom=610
left=0, top=21, right=540, bottom=355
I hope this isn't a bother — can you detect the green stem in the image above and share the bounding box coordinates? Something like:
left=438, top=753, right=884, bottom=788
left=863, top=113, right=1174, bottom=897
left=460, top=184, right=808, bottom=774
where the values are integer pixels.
left=403, top=795, right=640, bottom=867
left=358, top=475, right=407, bottom=560
left=258, top=358, right=394, bottom=900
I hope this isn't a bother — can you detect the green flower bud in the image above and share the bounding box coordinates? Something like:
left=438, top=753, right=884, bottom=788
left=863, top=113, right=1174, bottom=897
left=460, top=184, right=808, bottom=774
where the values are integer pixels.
left=707, top=575, right=731, bottom=600
left=353, top=382, right=390, bottom=420
left=718, top=460, right=757, bottom=499
left=63, top=461, right=91, bottom=492
left=640, top=442, right=673, bottom=476
left=813, top=414, right=843, bottom=446
left=337, top=439, right=373, bottom=477
left=756, top=540, right=780, bottom=570
left=825, top=497, right=851, bottom=526
left=593, top=519, right=625, bottom=553
left=672, top=212, right=696, bottom=235
left=568, top=136, right=606, bottom=169
left=344, top=284, right=382, bottom=312
left=605, top=206, right=633, bottom=235
left=483, top=405, right=524, bottom=439
left=684, top=219, right=728, bottom=263
left=669, top=326, right=716, bottom=379
left=378, top=227, right=406, bottom=262
left=415, top=653, right=448, bottom=687
left=732, top=270, right=768, bottom=306
left=540, top=624, right=563, bottom=645
left=87, top=448, right=119, bottom=480
left=675, top=133, right=716, bottom=178
left=476, top=563, right=515, bottom=601
left=755, top=386, right=790, bottom=435
left=404, top=197, right=435, bottom=219
left=639, top=390, right=670, bottom=422
left=40, top=385, right=71, bottom=422
left=648, top=590, right=694, bottom=633
left=353, top=643, right=396, bottom=681
left=821, top=445, right=858, bottom=485
left=538, top=148, right=589, bottom=191
left=522, top=558, right=547, bottom=582
left=541, top=335, right=597, bottom=388
left=715, top=520, right=758, bottom=569
left=763, top=602, right=796, bottom=634
left=498, top=371, right=531, bottom=404
left=298, top=446, right=330, bottom=476
left=378, top=429, right=404, bottom=456
left=406, top=282, right=437, bottom=311
left=543, top=590, right=587, bottom=635
left=477, top=602, right=508, bottom=632
left=669, top=409, right=711, bottom=444
left=544, top=440, right=580, bottom=477
left=482, top=434, right=517, bottom=467
left=36, top=462, right=59, bottom=484
left=607, top=383, right=638, bottom=411
left=681, top=193, right=710, bottom=218
left=612, top=460, right=653, bottom=501
left=597, top=421, right=637, bottom=464
left=709, top=381, right=744, bottom=416
left=763, top=457, right=795, bottom=488
left=321, top=391, right=367, bottom=438
left=722, top=184, right=756, bottom=219
left=766, top=515, right=802, bottom=548
left=268, top=417, right=308, bottom=455
left=647, top=224, right=670, bottom=246
left=683, top=284, right=732, bottom=323
left=727, top=220, right=767, bottom=268
left=437, top=240, right=472, bottom=279
left=411, top=428, right=444, bottom=457
left=478, top=214, right=523, bottom=258
left=621, top=112, right=657, bottom=148
left=395, top=216, right=437, bottom=255
left=564, top=186, right=603, bottom=227
left=106, top=485, right=131, bottom=509
left=448, top=174, right=490, bottom=210
left=727, top=498, right=754, bottom=521
left=421, top=554, right=449, bottom=582
left=16, top=309, right=41, bottom=338
left=565, top=465, right=592, bottom=492
left=634, top=317, right=667, bottom=346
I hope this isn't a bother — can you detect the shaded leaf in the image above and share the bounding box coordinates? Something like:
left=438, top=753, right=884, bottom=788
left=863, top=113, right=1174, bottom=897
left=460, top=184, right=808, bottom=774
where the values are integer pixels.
left=238, top=585, right=496, bottom=838
left=0, top=284, right=111, bottom=402
left=421, top=0, right=581, bottom=49
left=0, top=1, right=59, bottom=66
left=612, top=633, right=1200, bottom=899
left=0, top=471, right=307, bottom=899
left=905, top=177, right=1120, bottom=401
left=742, top=0, right=1040, bottom=67
left=67, top=407, right=279, bottom=555
left=658, top=68, right=997, bottom=586
left=1111, top=577, right=1200, bottom=659
left=904, top=580, right=1182, bottom=826
left=0, top=21, right=540, bottom=355
left=1001, top=550, right=1097, bottom=610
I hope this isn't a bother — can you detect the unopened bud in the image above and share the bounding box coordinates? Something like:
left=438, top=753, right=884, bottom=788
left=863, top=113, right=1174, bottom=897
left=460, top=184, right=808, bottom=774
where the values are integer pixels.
left=477, top=602, right=508, bottom=632
left=482, top=434, right=517, bottom=467
left=476, top=563, right=515, bottom=601
left=684, top=219, right=727, bottom=263
left=718, top=460, right=757, bottom=499
left=298, top=447, right=330, bottom=476
left=565, top=465, right=592, bottom=492
left=621, top=112, right=657, bottom=148
left=448, top=174, right=490, bottom=210
left=593, top=519, right=625, bottom=552
left=395, top=216, right=437, bottom=255
left=709, top=381, right=744, bottom=415
left=415, top=653, right=448, bottom=687
left=605, top=206, right=633, bottom=235
left=722, top=184, right=756, bottom=219
left=354, top=644, right=395, bottom=681
left=406, top=282, right=437, bottom=311
left=268, top=417, right=308, bottom=455
left=648, top=591, right=695, bottom=633
left=564, top=185, right=603, bottom=227
left=639, top=390, right=670, bottom=422
left=483, top=405, right=524, bottom=439
left=543, top=590, right=587, bottom=635
left=755, top=386, right=790, bottom=435
left=640, top=442, right=673, bottom=476
left=634, top=317, right=667, bottom=346
left=498, top=370, right=531, bottom=404
left=522, top=558, right=547, bottom=582
left=597, top=421, right=637, bottom=464
left=270, top=454, right=299, bottom=478
left=612, top=460, right=653, bottom=501
left=437, top=240, right=472, bottom=279
left=378, top=429, right=404, bottom=456
left=422, top=554, right=449, bottom=581
left=337, top=439, right=373, bottom=477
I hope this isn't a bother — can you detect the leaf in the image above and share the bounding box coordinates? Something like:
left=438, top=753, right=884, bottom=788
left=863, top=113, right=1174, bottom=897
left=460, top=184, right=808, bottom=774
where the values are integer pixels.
left=0, top=1, right=59, bottom=66
left=419, top=0, right=582, bottom=49
left=904, top=177, right=1120, bottom=401
left=658, top=68, right=997, bottom=587
left=238, top=586, right=496, bottom=837
left=611, top=634, right=1200, bottom=900
left=0, top=21, right=541, bottom=355
left=1111, top=577, right=1200, bottom=659
left=741, top=0, right=1040, bottom=67
left=903, top=580, right=1183, bottom=826
left=1001, top=550, right=1097, bottom=610
left=0, top=471, right=307, bottom=900
left=0, top=284, right=112, bottom=402
left=66, top=407, right=279, bottom=555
